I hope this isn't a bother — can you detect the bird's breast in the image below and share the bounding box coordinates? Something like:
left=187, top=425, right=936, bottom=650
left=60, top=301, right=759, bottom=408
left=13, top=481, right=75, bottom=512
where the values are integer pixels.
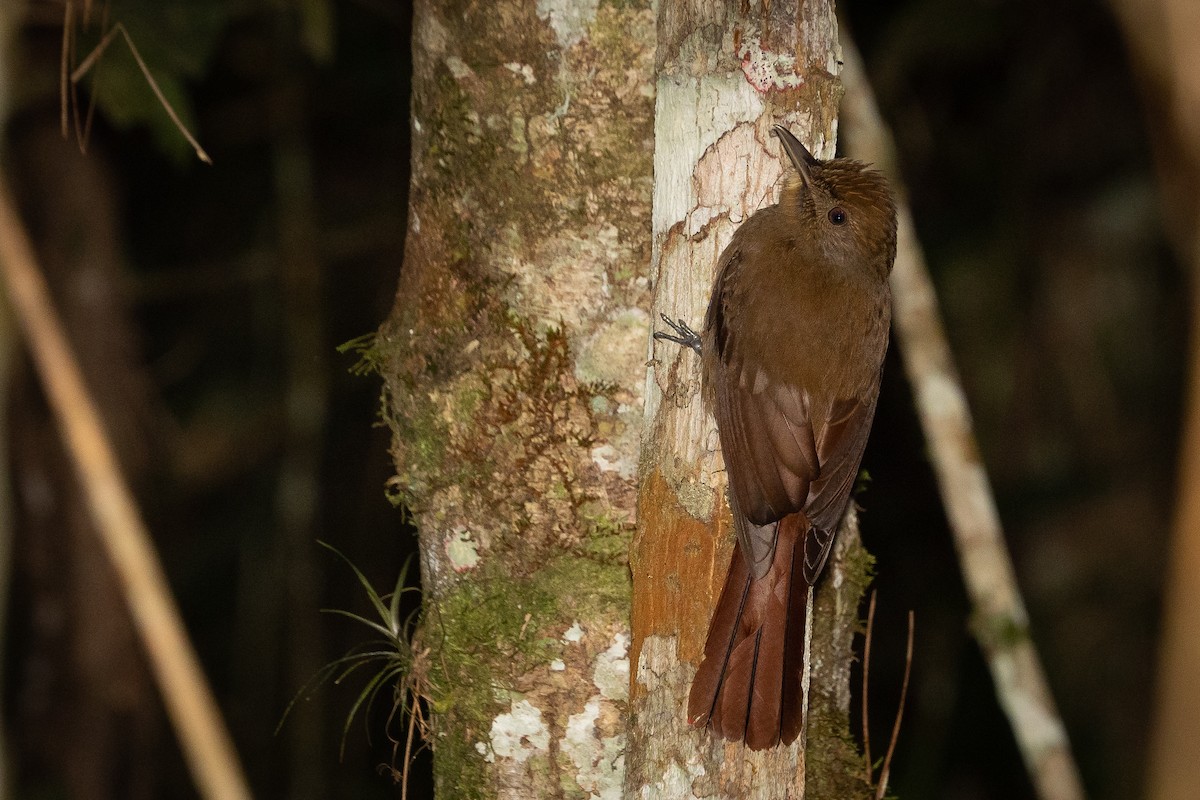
left=732, top=253, right=889, bottom=402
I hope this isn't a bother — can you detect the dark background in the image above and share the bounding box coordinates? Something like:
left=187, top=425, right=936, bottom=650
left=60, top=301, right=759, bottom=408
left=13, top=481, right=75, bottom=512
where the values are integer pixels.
left=1, top=0, right=1184, bottom=798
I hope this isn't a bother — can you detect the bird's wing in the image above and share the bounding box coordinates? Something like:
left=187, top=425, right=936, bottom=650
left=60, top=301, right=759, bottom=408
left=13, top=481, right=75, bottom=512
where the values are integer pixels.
left=713, top=362, right=881, bottom=582
left=707, top=244, right=819, bottom=578
left=799, top=388, right=881, bottom=582
left=707, top=241, right=885, bottom=581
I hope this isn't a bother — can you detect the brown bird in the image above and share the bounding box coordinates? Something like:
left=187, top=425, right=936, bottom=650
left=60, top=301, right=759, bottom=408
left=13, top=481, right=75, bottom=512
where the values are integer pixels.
left=656, top=124, right=897, bottom=750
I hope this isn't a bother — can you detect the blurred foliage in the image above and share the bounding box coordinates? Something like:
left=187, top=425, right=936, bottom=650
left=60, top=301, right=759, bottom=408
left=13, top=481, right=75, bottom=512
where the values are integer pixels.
left=298, top=0, right=335, bottom=62
left=70, top=0, right=335, bottom=161
left=6, top=0, right=412, bottom=798
left=72, top=0, right=235, bottom=160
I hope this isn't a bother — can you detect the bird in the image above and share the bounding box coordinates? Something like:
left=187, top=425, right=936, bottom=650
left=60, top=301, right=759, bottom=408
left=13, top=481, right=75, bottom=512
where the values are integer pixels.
left=655, top=124, right=897, bottom=749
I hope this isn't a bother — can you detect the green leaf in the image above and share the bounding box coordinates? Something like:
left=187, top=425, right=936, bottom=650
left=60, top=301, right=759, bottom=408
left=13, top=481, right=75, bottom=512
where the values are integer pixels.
left=109, top=0, right=233, bottom=77
left=318, top=541, right=394, bottom=627
left=299, top=0, right=336, bottom=63
left=388, top=554, right=415, bottom=637
left=322, top=608, right=398, bottom=642
left=73, top=0, right=240, bottom=161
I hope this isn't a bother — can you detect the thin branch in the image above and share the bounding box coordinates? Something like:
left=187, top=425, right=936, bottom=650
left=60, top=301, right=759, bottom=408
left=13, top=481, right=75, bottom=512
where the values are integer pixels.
left=70, top=22, right=212, bottom=164
left=78, top=0, right=107, bottom=155
left=0, top=176, right=250, bottom=800
left=60, top=1, right=73, bottom=138
left=401, top=694, right=416, bottom=800
left=861, top=590, right=876, bottom=786
left=839, top=30, right=1088, bottom=800
left=876, top=611, right=914, bottom=800
left=66, top=2, right=102, bottom=156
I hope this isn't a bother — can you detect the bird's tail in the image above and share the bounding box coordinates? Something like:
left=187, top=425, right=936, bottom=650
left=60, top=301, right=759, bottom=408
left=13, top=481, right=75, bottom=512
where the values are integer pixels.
left=686, top=512, right=812, bottom=750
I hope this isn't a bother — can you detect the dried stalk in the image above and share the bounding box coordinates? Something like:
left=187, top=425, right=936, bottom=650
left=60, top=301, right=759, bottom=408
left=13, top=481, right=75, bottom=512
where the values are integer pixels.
left=0, top=175, right=251, bottom=800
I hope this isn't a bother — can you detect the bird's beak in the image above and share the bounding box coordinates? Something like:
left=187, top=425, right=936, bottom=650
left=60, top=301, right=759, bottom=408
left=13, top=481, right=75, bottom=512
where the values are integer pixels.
left=772, top=125, right=816, bottom=186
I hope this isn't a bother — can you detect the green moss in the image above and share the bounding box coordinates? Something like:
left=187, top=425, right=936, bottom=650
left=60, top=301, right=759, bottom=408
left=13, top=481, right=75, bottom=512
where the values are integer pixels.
left=390, top=392, right=451, bottom=504
left=972, top=610, right=1030, bottom=652
left=842, top=540, right=877, bottom=600
left=806, top=532, right=878, bottom=799
left=424, top=552, right=626, bottom=698
left=457, top=382, right=489, bottom=418
left=535, top=556, right=629, bottom=622
left=423, top=562, right=556, bottom=798
left=425, top=557, right=585, bottom=719
left=600, top=0, right=647, bottom=10
left=336, top=332, right=385, bottom=376
left=578, top=501, right=633, bottom=565
left=804, top=705, right=874, bottom=800
left=436, top=571, right=557, bottom=679
left=432, top=720, right=490, bottom=800
left=422, top=548, right=627, bottom=797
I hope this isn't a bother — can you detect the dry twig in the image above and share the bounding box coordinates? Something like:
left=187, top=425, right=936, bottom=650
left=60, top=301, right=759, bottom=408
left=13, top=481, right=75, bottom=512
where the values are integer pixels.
left=861, top=591, right=876, bottom=787
left=0, top=176, right=249, bottom=800
left=875, top=611, right=914, bottom=800
left=59, top=2, right=212, bottom=164
left=860, top=593, right=915, bottom=799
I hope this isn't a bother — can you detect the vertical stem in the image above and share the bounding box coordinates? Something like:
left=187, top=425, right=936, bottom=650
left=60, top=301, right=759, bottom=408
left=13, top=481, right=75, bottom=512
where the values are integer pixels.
left=1147, top=227, right=1200, bottom=800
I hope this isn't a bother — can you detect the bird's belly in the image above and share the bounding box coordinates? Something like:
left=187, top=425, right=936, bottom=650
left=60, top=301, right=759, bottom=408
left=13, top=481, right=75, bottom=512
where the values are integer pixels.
left=745, top=285, right=889, bottom=399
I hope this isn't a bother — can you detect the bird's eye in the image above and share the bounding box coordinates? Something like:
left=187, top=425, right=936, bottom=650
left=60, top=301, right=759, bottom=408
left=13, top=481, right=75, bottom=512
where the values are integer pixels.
left=828, top=206, right=847, bottom=225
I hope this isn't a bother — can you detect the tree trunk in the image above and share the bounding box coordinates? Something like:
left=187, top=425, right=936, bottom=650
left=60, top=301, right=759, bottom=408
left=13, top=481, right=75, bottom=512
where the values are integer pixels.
left=625, top=2, right=873, bottom=798
left=381, top=0, right=654, bottom=796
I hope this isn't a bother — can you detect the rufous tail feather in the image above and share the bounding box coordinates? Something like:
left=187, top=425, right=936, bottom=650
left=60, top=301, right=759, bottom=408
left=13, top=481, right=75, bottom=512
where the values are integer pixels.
left=687, top=513, right=812, bottom=750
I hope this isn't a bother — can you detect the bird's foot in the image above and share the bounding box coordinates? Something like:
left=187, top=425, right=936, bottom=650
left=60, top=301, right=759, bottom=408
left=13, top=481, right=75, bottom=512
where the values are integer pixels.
left=653, top=313, right=702, bottom=356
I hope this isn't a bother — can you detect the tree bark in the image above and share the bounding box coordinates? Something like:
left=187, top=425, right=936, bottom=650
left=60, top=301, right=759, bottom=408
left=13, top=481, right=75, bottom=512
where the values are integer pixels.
left=1149, top=222, right=1200, bottom=800
left=382, top=0, right=654, bottom=796
left=625, top=2, right=873, bottom=798
left=1109, top=2, right=1200, bottom=798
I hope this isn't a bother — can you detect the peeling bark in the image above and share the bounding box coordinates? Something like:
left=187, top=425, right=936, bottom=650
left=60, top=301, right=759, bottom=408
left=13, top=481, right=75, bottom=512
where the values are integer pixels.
left=381, top=1, right=654, bottom=796
left=626, top=2, right=873, bottom=797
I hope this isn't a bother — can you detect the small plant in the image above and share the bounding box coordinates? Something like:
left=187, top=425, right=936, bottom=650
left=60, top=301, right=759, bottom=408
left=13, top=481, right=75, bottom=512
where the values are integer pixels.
left=337, top=333, right=384, bottom=377
left=280, top=542, right=429, bottom=798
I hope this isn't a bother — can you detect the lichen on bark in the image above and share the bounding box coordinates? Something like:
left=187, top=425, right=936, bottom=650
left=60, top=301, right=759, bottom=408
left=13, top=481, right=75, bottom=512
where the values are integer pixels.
left=380, top=0, right=655, bottom=795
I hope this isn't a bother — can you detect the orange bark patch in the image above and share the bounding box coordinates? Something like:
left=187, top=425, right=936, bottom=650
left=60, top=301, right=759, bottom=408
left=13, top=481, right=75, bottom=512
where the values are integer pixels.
left=628, top=468, right=734, bottom=700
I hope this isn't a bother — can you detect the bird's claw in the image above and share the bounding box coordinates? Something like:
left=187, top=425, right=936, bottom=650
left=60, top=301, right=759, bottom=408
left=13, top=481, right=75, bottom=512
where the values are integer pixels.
left=653, top=313, right=703, bottom=356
